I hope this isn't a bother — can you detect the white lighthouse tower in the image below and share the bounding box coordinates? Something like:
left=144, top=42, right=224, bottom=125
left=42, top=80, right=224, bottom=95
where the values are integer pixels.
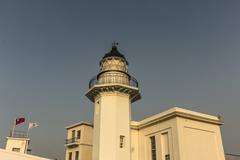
left=86, top=44, right=141, bottom=160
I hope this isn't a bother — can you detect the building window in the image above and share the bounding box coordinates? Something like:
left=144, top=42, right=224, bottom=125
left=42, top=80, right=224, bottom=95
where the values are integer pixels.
left=75, top=151, right=79, bottom=160
left=68, top=152, right=72, bottom=160
left=150, top=136, right=156, bottom=160
left=12, top=148, right=20, bottom=152
left=120, top=135, right=125, bottom=148
left=165, top=154, right=170, bottom=160
left=77, top=130, right=81, bottom=139
left=72, top=130, right=76, bottom=138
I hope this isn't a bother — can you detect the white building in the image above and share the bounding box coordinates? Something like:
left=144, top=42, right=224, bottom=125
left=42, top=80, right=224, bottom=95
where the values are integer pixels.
left=5, top=131, right=30, bottom=154
left=65, top=122, right=93, bottom=160
left=0, top=149, right=51, bottom=160
left=65, top=45, right=225, bottom=160
left=1, top=131, right=52, bottom=160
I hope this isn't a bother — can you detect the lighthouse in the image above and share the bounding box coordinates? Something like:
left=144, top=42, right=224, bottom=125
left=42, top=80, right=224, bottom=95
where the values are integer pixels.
left=86, top=44, right=141, bottom=160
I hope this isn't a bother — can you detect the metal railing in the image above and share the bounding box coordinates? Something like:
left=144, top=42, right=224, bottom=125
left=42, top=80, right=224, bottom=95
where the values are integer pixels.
left=89, top=71, right=138, bottom=89
left=10, top=130, right=27, bottom=138
left=65, top=137, right=79, bottom=144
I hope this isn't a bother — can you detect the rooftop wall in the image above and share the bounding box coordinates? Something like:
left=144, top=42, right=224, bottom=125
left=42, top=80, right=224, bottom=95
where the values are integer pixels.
left=225, top=154, right=240, bottom=160
left=0, top=149, right=51, bottom=160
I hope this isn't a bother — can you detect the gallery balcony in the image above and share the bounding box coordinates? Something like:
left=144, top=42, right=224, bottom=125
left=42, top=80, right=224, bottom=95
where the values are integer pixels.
left=87, top=71, right=141, bottom=103
left=65, top=137, right=80, bottom=147
left=88, top=71, right=139, bottom=89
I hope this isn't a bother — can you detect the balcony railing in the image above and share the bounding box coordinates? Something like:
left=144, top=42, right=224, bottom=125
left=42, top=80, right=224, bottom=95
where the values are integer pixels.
left=10, top=130, right=28, bottom=138
left=65, top=137, right=80, bottom=145
left=89, top=71, right=138, bottom=89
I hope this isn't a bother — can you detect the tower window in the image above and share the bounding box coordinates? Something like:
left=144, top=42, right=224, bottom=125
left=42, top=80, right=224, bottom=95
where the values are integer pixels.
left=150, top=136, right=156, bottom=160
left=120, top=135, right=125, bottom=148
left=77, top=130, right=81, bottom=139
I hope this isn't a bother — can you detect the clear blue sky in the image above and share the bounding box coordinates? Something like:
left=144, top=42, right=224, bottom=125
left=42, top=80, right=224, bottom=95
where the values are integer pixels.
left=0, top=0, right=240, bottom=159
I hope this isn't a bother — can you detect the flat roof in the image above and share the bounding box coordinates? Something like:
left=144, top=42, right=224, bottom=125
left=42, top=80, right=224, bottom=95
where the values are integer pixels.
left=131, top=107, right=223, bottom=129
left=65, top=107, right=223, bottom=130
left=0, top=149, right=51, bottom=160
left=65, top=121, right=93, bottom=130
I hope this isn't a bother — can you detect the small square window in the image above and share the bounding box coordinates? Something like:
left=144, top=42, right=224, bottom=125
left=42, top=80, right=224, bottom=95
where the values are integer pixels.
left=165, top=154, right=170, bottom=160
left=12, top=148, right=20, bottom=152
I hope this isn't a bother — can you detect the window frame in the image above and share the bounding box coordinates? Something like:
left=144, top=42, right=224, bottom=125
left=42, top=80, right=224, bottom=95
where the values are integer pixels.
left=12, top=147, right=20, bottom=152
left=72, top=130, right=76, bottom=138
left=120, top=135, right=125, bottom=148
left=150, top=136, right=156, bottom=160
left=77, top=130, right=81, bottom=139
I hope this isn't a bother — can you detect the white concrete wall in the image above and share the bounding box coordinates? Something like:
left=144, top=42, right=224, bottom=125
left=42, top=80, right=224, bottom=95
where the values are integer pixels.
left=65, top=124, right=93, bottom=160
left=0, top=149, right=51, bottom=160
left=176, top=116, right=225, bottom=160
left=92, top=98, right=100, bottom=160
left=132, top=107, right=225, bottom=160
left=5, top=137, right=30, bottom=154
left=137, top=118, right=179, bottom=160
left=131, top=129, right=139, bottom=160
left=92, top=92, right=131, bottom=160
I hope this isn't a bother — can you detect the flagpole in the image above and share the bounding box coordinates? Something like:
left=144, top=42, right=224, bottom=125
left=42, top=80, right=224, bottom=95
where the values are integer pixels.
left=27, top=123, right=30, bottom=138
left=27, top=123, right=38, bottom=138
left=12, top=118, right=16, bottom=137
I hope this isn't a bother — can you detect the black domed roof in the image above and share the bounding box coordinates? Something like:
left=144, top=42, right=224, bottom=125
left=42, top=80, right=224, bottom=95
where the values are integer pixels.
left=103, top=46, right=126, bottom=59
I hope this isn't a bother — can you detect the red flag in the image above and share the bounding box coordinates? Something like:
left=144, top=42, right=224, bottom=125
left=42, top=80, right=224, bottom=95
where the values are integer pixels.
left=15, top=118, right=25, bottom=125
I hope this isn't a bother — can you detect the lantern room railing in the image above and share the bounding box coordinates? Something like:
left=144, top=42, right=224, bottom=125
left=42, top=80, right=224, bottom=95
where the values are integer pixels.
left=89, top=71, right=138, bottom=89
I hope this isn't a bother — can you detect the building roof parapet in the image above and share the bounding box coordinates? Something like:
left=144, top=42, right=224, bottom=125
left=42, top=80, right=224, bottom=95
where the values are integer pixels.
left=130, top=107, right=223, bottom=129
left=65, top=121, right=93, bottom=130
left=66, top=107, right=223, bottom=130
left=0, top=149, right=51, bottom=160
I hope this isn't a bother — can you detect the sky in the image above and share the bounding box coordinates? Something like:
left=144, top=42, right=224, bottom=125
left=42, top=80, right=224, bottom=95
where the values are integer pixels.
left=0, top=0, right=240, bottom=159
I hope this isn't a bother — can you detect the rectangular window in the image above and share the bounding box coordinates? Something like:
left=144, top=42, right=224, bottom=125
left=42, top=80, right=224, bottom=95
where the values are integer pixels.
left=68, top=152, right=72, bottom=160
left=72, top=130, right=75, bottom=138
left=150, top=136, right=156, bottom=160
left=77, top=130, right=81, bottom=139
left=75, top=151, right=79, bottom=160
left=120, top=135, right=125, bottom=148
left=12, top=148, right=20, bottom=152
